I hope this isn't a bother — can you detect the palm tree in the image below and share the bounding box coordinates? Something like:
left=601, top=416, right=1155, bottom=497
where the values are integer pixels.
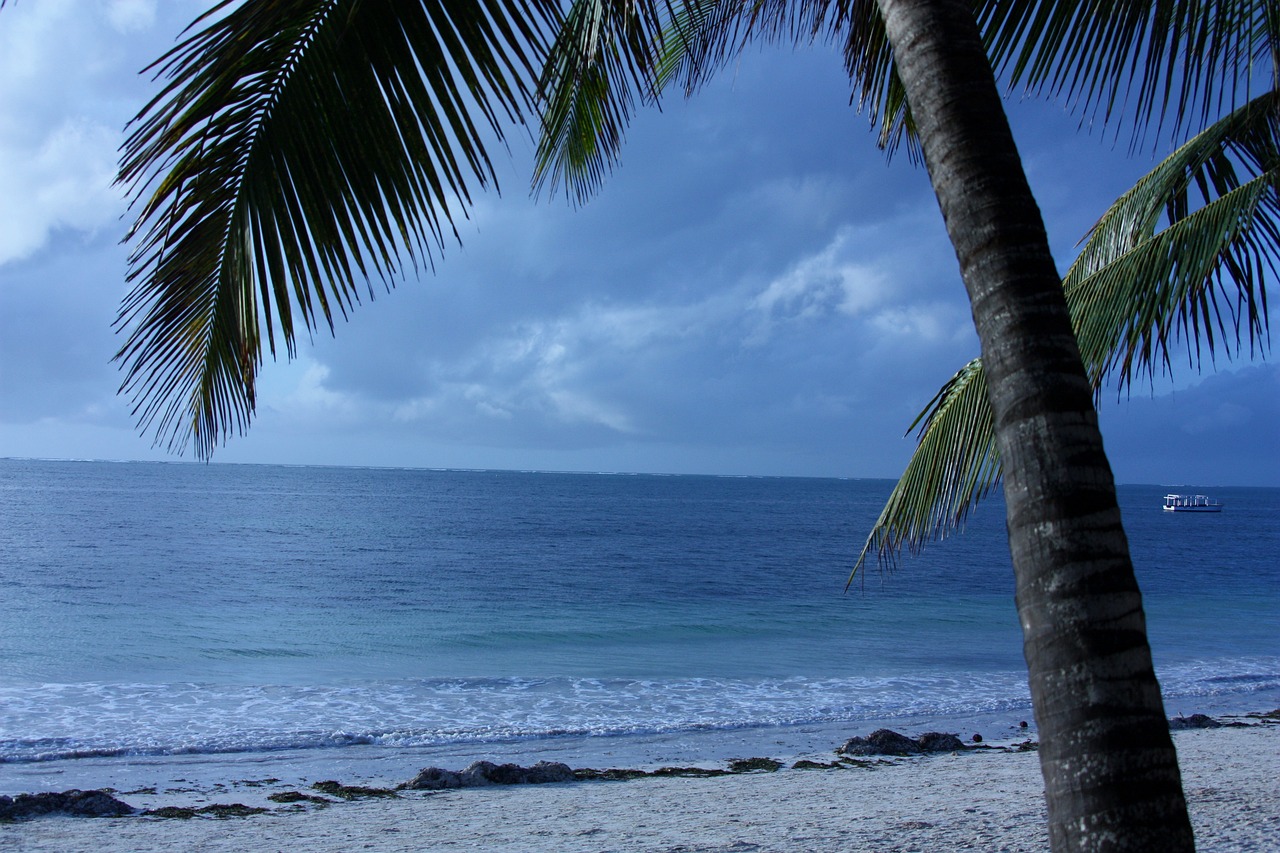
left=839, top=5, right=1191, bottom=847
left=539, top=2, right=1271, bottom=846
left=111, top=0, right=1273, bottom=849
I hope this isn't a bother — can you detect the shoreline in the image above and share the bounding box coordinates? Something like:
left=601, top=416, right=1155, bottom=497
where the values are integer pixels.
left=7, top=688, right=1276, bottom=803
left=0, top=705, right=1049, bottom=803
left=3, top=714, right=1276, bottom=852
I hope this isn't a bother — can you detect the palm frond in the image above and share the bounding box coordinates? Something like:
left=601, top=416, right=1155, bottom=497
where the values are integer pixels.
left=978, top=0, right=1277, bottom=144
left=641, top=2, right=1278, bottom=166
left=115, top=0, right=558, bottom=459
left=853, top=90, right=1278, bottom=577
left=1067, top=90, right=1278, bottom=383
left=833, top=0, right=920, bottom=159
left=650, top=0, right=920, bottom=157
left=535, top=0, right=924, bottom=201
left=652, top=0, right=755, bottom=96
left=849, top=359, right=999, bottom=583
left=656, top=0, right=850, bottom=90
left=858, top=1, right=1278, bottom=158
left=533, top=0, right=684, bottom=204
left=1070, top=177, right=1277, bottom=384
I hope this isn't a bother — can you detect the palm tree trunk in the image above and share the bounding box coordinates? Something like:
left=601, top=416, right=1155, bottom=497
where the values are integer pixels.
left=873, top=0, right=1195, bottom=849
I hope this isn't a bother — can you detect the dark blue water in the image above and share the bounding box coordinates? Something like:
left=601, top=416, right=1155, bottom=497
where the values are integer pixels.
left=0, top=459, right=1275, bottom=789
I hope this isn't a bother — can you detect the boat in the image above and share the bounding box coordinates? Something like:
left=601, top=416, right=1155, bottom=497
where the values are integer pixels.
left=1162, top=494, right=1223, bottom=512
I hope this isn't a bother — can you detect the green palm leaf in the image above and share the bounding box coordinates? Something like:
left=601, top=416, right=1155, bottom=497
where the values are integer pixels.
left=115, top=0, right=558, bottom=458
left=977, top=0, right=1277, bottom=143
left=850, top=358, right=999, bottom=587
left=657, top=0, right=914, bottom=153
left=534, top=0, right=920, bottom=199
left=853, top=90, right=1278, bottom=578
left=870, top=0, right=1277, bottom=157
left=863, top=1, right=1277, bottom=157
left=533, top=0, right=669, bottom=204
left=1068, top=91, right=1279, bottom=381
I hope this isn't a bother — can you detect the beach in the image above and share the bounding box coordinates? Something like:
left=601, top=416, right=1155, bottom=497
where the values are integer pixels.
left=3, top=723, right=1276, bottom=852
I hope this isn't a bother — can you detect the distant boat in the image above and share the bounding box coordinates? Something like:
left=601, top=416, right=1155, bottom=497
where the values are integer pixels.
left=1163, top=494, right=1223, bottom=512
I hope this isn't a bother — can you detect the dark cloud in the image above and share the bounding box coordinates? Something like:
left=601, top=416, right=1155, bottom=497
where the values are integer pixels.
left=1100, top=365, right=1280, bottom=486
left=0, top=235, right=127, bottom=421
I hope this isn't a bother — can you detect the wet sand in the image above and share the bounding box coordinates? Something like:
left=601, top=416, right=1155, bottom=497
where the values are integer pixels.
left=3, top=724, right=1276, bottom=852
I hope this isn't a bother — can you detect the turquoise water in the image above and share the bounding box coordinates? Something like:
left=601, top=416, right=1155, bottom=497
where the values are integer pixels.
left=0, top=459, right=1275, bottom=791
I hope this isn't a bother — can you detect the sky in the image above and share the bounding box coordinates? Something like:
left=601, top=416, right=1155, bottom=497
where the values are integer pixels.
left=0, top=1, right=1276, bottom=486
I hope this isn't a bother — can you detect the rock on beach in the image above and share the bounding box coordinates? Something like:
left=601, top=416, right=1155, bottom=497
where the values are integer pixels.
left=401, top=760, right=575, bottom=790
left=837, top=729, right=967, bottom=756
left=0, top=790, right=135, bottom=821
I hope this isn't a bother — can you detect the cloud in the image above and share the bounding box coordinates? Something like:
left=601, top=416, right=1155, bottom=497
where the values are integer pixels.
left=0, top=1, right=171, bottom=266
left=0, top=119, right=121, bottom=264
left=1100, top=364, right=1279, bottom=486
left=106, top=0, right=157, bottom=33
left=279, top=361, right=353, bottom=414
left=385, top=300, right=709, bottom=436
left=1177, top=402, right=1252, bottom=435
left=869, top=303, right=972, bottom=344
left=257, top=187, right=980, bottom=459
left=751, top=233, right=889, bottom=332
left=745, top=225, right=972, bottom=348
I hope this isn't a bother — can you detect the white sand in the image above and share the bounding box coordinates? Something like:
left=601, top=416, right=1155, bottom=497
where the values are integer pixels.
left=3, top=726, right=1276, bottom=852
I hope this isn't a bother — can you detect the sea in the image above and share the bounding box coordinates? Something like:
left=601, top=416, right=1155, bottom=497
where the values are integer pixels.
left=1, top=458, right=1276, bottom=796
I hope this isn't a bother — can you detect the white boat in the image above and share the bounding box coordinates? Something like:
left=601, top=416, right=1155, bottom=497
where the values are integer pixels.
left=1162, top=494, right=1223, bottom=512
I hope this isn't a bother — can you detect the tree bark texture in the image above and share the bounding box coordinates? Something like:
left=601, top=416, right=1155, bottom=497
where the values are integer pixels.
left=873, top=0, right=1195, bottom=849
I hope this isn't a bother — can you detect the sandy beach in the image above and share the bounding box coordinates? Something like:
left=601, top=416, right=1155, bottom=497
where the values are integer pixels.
left=3, top=723, right=1276, bottom=852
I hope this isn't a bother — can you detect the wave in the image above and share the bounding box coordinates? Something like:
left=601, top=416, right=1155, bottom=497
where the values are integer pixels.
left=0, top=672, right=1032, bottom=764
left=3, top=659, right=1274, bottom=765
left=0, top=706, right=1028, bottom=765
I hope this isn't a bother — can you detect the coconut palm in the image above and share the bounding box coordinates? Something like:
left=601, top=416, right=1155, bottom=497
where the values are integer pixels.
left=111, top=0, right=1275, bottom=849
left=536, top=2, right=1272, bottom=849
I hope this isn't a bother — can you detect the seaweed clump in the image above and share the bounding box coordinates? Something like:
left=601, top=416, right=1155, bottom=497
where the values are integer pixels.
left=312, top=781, right=398, bottom=800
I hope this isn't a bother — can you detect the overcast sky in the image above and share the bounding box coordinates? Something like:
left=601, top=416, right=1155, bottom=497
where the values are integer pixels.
left=1, top=1, right=1276, bottom=485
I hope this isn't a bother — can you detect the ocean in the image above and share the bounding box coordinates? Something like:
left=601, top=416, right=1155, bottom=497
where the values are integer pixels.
left=1, top=459, right=1276, bottom=794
